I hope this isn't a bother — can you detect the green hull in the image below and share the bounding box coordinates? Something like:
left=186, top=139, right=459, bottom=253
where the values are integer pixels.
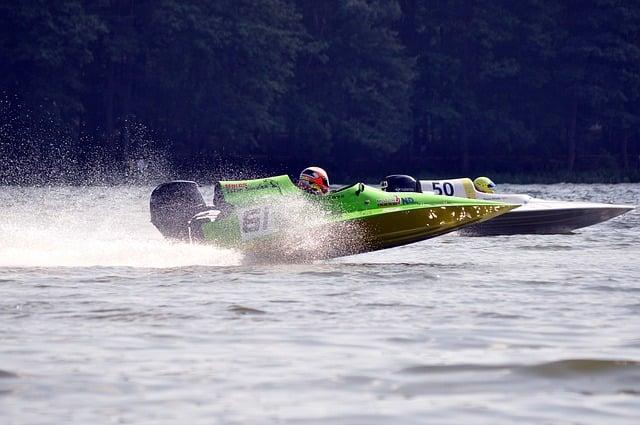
left=191, top=175, right=515, bottom=259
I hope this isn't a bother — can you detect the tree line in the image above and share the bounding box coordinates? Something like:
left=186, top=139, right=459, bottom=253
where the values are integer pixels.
left=1, top=0, right=639, bottom=183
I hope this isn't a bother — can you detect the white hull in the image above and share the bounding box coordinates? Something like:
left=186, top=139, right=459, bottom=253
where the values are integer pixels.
left=459, top=199, right=633, bottom=235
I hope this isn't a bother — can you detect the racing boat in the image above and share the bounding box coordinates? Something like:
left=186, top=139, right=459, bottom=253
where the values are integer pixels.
left=150, top=175, right=516, bottom=260
left=402, top=176, right=635, bottom=235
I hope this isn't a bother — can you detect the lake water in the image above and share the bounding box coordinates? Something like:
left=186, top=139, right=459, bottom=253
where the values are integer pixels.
left=1, top=183, right=639, bottom=424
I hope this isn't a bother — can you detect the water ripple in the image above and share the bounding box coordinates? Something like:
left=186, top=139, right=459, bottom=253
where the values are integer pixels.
left=0, top=183, right=638, bottom=424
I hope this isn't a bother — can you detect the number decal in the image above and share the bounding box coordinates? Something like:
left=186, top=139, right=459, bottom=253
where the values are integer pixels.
left=432, top=181, right=454, bottom=196
left=443, top=182, right=454, bottom=196
left=241, top=208, right=261, bottom=233
left=239, top=206, right=275, bottom=241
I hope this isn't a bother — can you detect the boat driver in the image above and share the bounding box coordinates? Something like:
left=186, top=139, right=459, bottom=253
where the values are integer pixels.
left=473, top=176, right=497, bottom=194
left=298, top=166, right=330, bottom=195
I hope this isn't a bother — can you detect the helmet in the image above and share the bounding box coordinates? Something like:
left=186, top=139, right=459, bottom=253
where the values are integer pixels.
left=473, top=176, right=496, bottom=194
left=298, top=166, right=330, bottom=195
left=380, top=175, right=421, bottom=192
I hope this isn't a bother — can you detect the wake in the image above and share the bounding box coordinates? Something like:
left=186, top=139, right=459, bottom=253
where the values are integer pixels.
left=0, top=185, right=241, bottom=268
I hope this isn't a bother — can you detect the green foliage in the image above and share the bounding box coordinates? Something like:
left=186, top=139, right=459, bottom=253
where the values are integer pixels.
left=0, top=0, right=103, bottom=120
left=405, top=0, right=640, bottom=175
left=143, top=0, right=304, bottom=151
left=285, top=0, right=414, bottom=158
left=1, top=0, right=640, bottom=182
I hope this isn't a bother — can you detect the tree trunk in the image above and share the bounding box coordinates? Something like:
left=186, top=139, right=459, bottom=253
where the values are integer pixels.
left=460, top=2, right=473, bottom=176
left=566, top=96, right=578, bottom=172
left=621, top=129, right=629, bottom=170
left=460, top=124, right=470, bottom=174
left=105, top=62, right=115, bottom=135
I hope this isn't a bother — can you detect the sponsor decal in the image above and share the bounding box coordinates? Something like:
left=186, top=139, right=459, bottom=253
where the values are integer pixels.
left=401, top=197, right=415, bottom=205
left=264, top=179, right=280, bottom=189
left=222, top=179, right=280, bottom=192
left=222, top=182, right=248, bottom=192
left=248, top=183, right=273, bottom=191
left=377, top=196, right=401, bottom=207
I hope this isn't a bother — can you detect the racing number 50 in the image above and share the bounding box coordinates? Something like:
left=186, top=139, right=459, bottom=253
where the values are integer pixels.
left=432, top=182, right=454, bottom=196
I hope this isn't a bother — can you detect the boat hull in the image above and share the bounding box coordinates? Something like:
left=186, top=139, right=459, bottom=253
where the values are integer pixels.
left=240, top=203, right=514, bottom=260
left=459, top=202, right=634, bottom=236
left=352, top=203, right=511, bottom=252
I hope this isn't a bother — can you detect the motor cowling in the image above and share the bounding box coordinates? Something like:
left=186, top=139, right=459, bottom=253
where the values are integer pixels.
left=150, top=181, right=207, bottom=241
left=380, top=175, right=422, bottom=193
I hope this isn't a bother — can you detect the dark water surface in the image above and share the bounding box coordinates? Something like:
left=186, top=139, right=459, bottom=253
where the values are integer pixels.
left=1, top=184, right=639, bottom=424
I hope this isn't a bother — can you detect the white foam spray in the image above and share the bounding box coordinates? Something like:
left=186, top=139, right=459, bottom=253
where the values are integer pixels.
left=238, top=191, right=365, bottom=262
left=0, top=185, right=241, bottom=268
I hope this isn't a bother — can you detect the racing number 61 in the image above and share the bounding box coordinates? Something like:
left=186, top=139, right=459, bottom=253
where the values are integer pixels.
left=241, top=207, right=271, bottom=233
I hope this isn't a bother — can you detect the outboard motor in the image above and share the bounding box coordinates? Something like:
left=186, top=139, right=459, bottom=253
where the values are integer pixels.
left=150, top=181, right=208, bottom=241
left=380, top=175, right=422, bottom=193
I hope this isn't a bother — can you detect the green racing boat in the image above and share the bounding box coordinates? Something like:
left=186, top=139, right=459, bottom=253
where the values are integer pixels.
left=150, top=175, right=516, bottom=260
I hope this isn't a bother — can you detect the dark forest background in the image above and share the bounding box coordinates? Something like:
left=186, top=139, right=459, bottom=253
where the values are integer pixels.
left=1, top=0, right=640, bottom=184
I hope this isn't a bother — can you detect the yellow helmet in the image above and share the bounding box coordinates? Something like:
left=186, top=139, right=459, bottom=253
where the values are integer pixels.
left=473, top=176, right=496, bottom=194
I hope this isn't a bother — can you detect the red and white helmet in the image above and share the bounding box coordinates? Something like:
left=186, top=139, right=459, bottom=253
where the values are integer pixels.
left=298, top=166, right=330, bottom=195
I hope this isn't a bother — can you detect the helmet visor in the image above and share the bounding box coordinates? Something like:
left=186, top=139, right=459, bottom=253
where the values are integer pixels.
left=300, top=174, right=329, bottom=194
